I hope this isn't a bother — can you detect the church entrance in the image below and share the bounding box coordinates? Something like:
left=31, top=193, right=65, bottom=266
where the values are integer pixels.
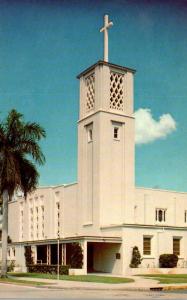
left=87, top=241, right=122, bottom=274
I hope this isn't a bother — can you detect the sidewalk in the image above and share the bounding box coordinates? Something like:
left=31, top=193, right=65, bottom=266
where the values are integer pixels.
left=11, top=275, right=187, bottom=291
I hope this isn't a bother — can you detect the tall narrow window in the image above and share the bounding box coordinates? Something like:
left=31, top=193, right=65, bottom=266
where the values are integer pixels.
left=88, top=129, right=93, bottom=142
left=112, top=121, right=122, bottom=140
left=41, top=206, right=44, bottom=238
left=185, top=210, right=187, bottom=223
left=114, top=127, right=119, bottom=139
left=35, top=206, right=39, bottom=239
left=86, top=123, right=93, bottom=143
left=143, top=236, right=151, bottom=255
left=173, top=238, right=180, bottom=256
left=30, top=207, right=34, bottom=240
left=20, top=207, right=24, bottom=240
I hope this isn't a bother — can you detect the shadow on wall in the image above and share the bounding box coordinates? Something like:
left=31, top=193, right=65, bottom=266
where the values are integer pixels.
left=87, top=242, right=122, bottom=274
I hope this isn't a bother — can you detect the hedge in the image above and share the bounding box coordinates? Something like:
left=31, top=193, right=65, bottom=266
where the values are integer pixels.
left=159, top=254, right=178, bottom=268
left=27, top=264, right=69, bottom=275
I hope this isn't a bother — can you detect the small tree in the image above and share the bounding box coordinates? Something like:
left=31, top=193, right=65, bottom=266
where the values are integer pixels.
left=129, top=246, right=142, bottom=268
left=70, top=243, right=83, bottom=268
left=24, top=246, right=34, bottom=266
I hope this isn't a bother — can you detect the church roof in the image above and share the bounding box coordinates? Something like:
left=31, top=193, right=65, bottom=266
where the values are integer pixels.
left=77, top=60, right=136, bottom=79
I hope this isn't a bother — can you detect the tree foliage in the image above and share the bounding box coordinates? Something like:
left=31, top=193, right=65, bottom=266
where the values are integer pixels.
left=129, top=246, right=142, bottom=268
left=0, top=109, right=46, bottom=198
left=0, top=109, right=46, bottom=277
left=24, top=246, right=34, bottom=266
left=70, top=243, right=83, bottom=268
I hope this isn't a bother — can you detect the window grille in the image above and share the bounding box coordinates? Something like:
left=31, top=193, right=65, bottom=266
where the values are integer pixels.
left=85, top=74, right=95, bottom=112
left=110, top=71, right=124, bottom=111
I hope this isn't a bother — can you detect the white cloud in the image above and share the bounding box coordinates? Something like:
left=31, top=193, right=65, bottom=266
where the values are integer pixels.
left=135, top=108, right=176, bottom=145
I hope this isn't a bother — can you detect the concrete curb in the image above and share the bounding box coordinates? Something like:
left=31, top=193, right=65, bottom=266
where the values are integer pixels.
left=1, top=280, right=187, bottom=292
left=39, top=285, right=151, bottom=291
left=36, top=284, right=187, bottom=292
left=3, top=277, right=187, bottom=292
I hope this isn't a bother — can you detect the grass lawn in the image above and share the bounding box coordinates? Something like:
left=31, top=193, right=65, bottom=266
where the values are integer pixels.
left=9, top=273, right=134, bottom=284
left=0, top=277, right=49, bottom=286
left=141, top=274, right=187, bottom=284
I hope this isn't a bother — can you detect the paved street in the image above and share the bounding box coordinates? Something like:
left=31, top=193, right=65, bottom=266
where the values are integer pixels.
left=0, top=283, right=187, bottom=300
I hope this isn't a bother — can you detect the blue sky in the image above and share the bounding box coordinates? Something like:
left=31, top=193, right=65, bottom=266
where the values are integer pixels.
left=0, top=0, right=187, bottom=191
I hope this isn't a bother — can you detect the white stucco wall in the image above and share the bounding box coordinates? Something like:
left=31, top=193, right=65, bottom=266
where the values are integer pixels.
left=135, top=187, right=187, bottom=227
left=62, top=183, right=78, bottom=237
left=121, top=226, right=187, bottom=275
left=7, top=183, right=78, bottom=243
left=94, top=242, right=122, bottom=274
left=8, top=200, right=20, bottom=242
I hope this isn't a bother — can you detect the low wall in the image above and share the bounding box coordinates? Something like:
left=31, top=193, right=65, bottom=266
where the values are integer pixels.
left=128, top=268, right=187, bottom=275
left=69, top=268, right=86, bottom=275
left=13, top=266, right=27, bottom=273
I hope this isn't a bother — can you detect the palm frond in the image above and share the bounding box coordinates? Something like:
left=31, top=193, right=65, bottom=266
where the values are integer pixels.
left=23, top=122, right=46, bottom=140
left=16, top=139, right=45, bottom=165
left=18, top=157, right=39, bottom=198
left=0, top=109, right=45, bottom=198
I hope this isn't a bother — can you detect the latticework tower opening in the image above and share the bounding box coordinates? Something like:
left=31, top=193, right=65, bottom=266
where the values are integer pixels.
left=110, top=71, right=124, bottom=111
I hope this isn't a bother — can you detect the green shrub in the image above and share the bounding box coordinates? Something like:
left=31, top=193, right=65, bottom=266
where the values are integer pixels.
left=28, top=264, right=69, bottom=275
left=159, top=254, right=178, bottom=268
left=7, top=260, right=15, bottom=272
left=69, top=243, right=83, bottom=268
left=129, top=246, right=142, bottom=268
left=24, top=246, right=34, bottom=266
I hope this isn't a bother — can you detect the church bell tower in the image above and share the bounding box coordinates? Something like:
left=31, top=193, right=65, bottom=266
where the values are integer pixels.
left=77, top=15, right=136, bottom=230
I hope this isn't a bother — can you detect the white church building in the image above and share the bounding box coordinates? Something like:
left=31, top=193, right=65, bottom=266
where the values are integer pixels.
left=1, top=15, right=187, bottom=275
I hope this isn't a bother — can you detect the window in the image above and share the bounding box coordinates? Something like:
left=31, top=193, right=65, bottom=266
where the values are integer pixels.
left=155, top=208, right=166, bottom=222
left=185, top=210, right=187, bottom=223
left=20, top=208, right=24, bottom=240
left=86, top=124, right=93, bottom=143
left=30, top=207, right=34, bottom=240
left=143, top=236, right=151, bottom=255
left=112, top=121, right=122, bottom=140
left=35, top=206, right=39, bottom=238
left=88, top=129, right=93, bottom=142
left=113, top=127, right=119, bottom=139
left=173, top=238, right=180, bottom=256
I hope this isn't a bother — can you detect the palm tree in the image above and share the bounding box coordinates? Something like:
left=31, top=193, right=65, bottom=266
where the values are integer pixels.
left=0, top=109, right=46, bottom=277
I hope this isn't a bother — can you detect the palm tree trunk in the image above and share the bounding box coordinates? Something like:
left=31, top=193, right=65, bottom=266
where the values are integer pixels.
left=1, top=190, right=9, bottom=278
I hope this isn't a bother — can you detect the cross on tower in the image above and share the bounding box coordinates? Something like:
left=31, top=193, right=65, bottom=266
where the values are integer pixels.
left=100, top=14, right=113, bottom=62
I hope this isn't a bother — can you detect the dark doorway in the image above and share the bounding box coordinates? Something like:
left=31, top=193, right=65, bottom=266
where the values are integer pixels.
left=37, top=245, right=47, bottom=264
left=66, top=243, right=73, bottom=266
left=87, top=243, right=94, bottom=272
left=51, top=244, right=62, bottom=265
